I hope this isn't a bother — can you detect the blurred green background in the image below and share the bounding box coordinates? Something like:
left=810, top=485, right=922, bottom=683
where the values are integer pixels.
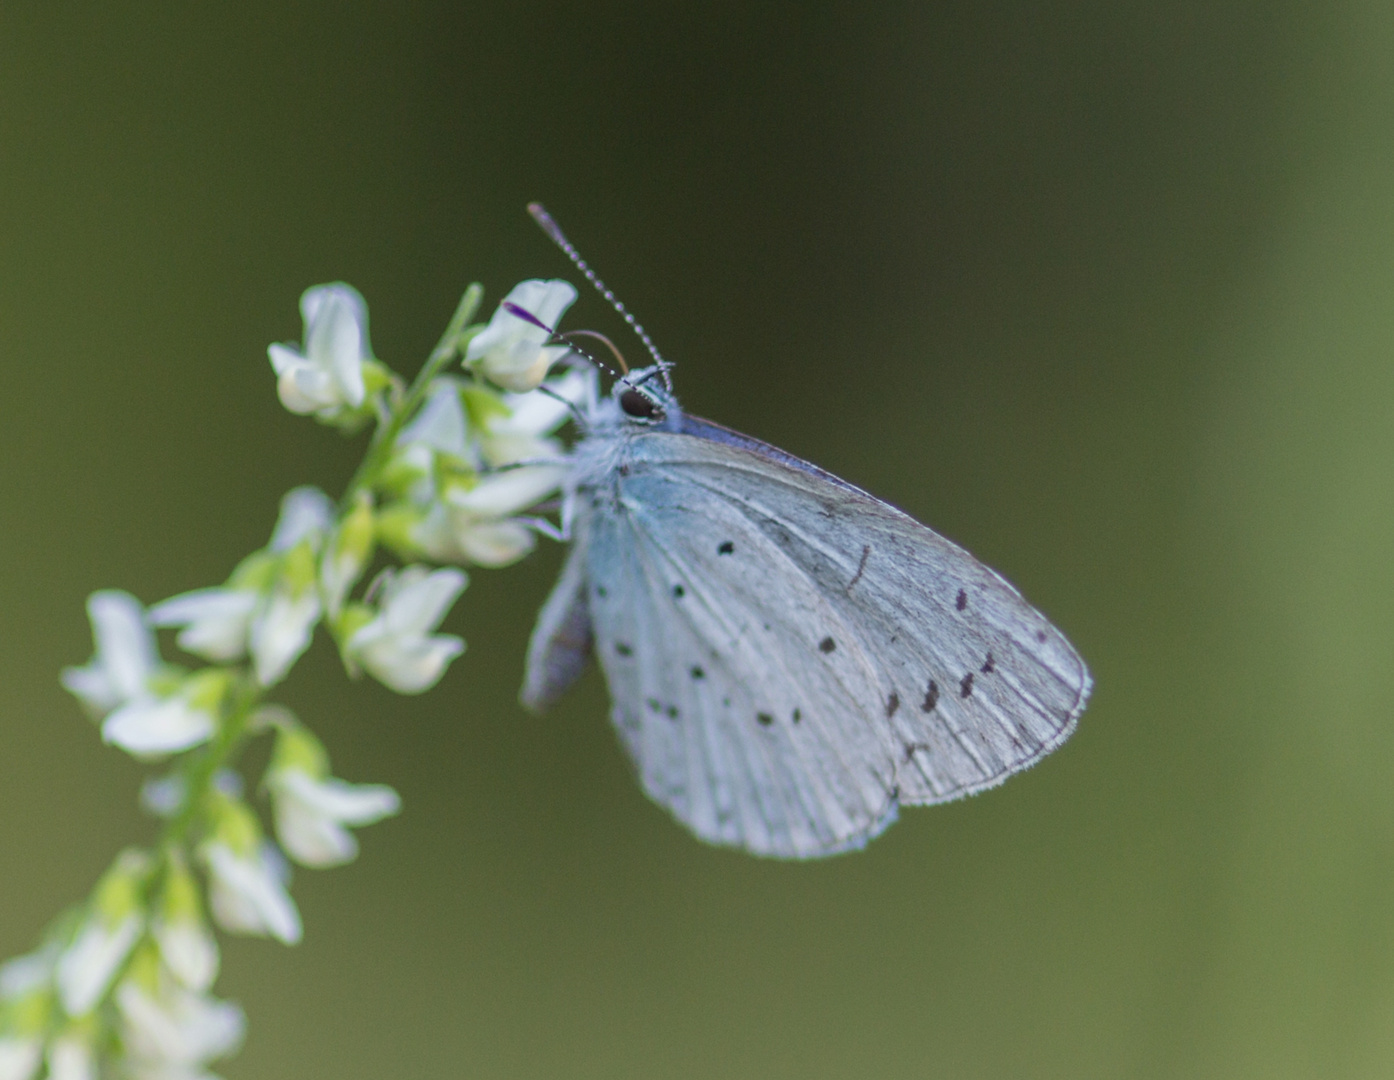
left=2, top=2, right=1392, bottom=1077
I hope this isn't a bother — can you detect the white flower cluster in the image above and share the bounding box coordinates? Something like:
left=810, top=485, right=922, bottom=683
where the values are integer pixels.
left=0, top=274, right=587, bottom=1078
left=0, top=851, right=243, bottom=1080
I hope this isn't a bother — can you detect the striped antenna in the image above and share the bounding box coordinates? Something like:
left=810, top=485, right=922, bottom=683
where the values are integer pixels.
left=527, top=202, right=673, bottom=389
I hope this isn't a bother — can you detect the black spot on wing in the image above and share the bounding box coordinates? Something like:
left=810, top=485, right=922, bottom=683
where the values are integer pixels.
left=718, top=540, right=734, bottom=555
left=885, top=693, right=900, bottom=718
left=672, top=584, right=685, bottom=598
left=756, top=712, right=774, bottom=727
left=615, top=642, right=633, bottom=657
left=980, top=653, right=995, bottom=674
left=819, top=636, right=836, bottom=653
left=1036, top=629, right=1048, bottom=643
left=690, top=665, right=705, bottom=680
left=921, top=680, right=939, bottom=712
left=960, top=672, right=974, bottom=698
left=956, top=589, right=968, bottom=612
left=595, top=585, right=607, bottom=599
left=644, top=698, right=679, bottom=721
left=792, top=708, right=801, bottom=723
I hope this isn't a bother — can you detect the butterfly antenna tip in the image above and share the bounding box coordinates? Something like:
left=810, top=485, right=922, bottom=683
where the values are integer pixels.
left=526, top=201, right=674, bottom=390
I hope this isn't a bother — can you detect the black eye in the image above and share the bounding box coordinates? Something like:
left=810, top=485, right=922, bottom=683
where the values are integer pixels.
left=619, top=388, right=662, bottom=419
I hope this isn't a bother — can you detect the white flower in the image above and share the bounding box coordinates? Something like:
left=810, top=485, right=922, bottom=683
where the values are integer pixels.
left=481, top=366, right=592, bottom=466
left=465, top=279, right=578, bottom=391
left=0, top=1038, right=41, bottom=1080
left=61, top=592, right=156, bottom=716
left=412, top=506, right=538, bottom=568
left=248, top=488, right=332, bottom=685
left=249, top=586, right=320, bottom=687
left=151, top=919, right=218, bottom=996
left=345, top=567, right=466, bottom=693
left=201, top=843, right=301, bottom=945
left=447, top=464, right=567, bottom=518
left=268, top=487, right=335, bottom=553
left=151, top=488, right=332, bottom=683
left=102, top=696, right=217, bottom=758
left=398, top=379, right=472, bottom=459
left=63, top=593, right=218, bottom=756
left=56, top=914, right=142, bottom=1016
left=413, top=465, right=566, bottom=569
left=267, top=284, right=369, bottom=417
left=152, top=858, right=218, bottom=993
left=45, top=1037, right=94, bottom=1080
left=148, top=589, right=258, bottom=662
left=269, top=771, right=400, bottom=869
left=115, top=980, right=244, bottom=1075
left=0, top=947, right=57, bottom=1000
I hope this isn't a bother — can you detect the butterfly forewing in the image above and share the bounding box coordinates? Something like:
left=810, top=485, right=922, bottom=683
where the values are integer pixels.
left=584, top=473, right=900, bottom=857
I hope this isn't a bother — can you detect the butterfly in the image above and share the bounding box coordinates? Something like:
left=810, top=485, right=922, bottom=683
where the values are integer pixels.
left=517, top=207, right=1092, bottom=859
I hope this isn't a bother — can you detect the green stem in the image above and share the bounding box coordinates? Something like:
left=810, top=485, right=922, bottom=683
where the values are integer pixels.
left=340, top=283, right=484, bottom=511
left=162, top=674, right=261, bottom=849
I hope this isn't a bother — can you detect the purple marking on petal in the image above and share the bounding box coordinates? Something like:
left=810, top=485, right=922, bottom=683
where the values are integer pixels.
left=501, top=302, right=555, bottom=334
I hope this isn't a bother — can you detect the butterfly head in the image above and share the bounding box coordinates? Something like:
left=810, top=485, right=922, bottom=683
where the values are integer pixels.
left=612, top=365, right=678, bottom=427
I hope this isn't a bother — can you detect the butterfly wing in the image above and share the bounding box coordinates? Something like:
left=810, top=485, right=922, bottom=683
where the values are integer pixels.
left=582, top=467, right=901, bottom=857
left=520, top=532, right=594, bottom=713
left=644, top=421, right=1091, bottom=808
left=525, top=419, right=1090, bottom=858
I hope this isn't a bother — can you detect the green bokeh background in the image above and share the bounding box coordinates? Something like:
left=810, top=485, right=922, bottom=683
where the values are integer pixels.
left=2, top=2, right=1393, bottom=1077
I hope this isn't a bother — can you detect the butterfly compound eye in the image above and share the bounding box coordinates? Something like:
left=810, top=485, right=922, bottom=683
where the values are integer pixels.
left=619, top=387, right=663, bottom=420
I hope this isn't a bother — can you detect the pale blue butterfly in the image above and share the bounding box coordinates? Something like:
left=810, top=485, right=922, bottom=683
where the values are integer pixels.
left=519, top=205, right=1091, bottom=859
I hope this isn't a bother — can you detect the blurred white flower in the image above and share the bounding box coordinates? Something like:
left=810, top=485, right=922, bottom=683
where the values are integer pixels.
left=251, top=488, right=332, bottom=685
left=249, top=586, right=320, bottom=687
left=115, top=979, right=244, bottom=1078
left=201, top=842, right=301, bottom=946
left=426, top=464, right=568, bottom=568
left=465, top=279, right=577, bottom=391
left=45, top=1036, right=94, bottom=1080
left=151, top=920, right=218, bottom=998
left=344, top=567, right=466, bottom=693
left=481, top=366, right=592, bottom=466
left=102, top=696, right=217, bottom=758
left=0, top=1038, right=41, bottom=1080
left=398, top=379, right=472, bottom=460
left=268, top=284, right=370, bottom=417
left=56, top=852, right=150, bottom=1017
left=61, top=592, right=156, bottom=717
left=268, top=487, right=335, bottom=553
left=148, top=589, right=258, bottom=662
left=152, top=488, right=332, bottom=685
left=0, top=946, right=57, bottom=1001
left=63, top=592, right=219, bottom=757
left=412, top=506, right=538, bottom=568
left=152, top=859, right=218, bottom=993
left=56, top=917, right=141, bottom=1018
left=270, top=771, right=400, bottom=869
left=447, top=464, right=567, bottom=519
